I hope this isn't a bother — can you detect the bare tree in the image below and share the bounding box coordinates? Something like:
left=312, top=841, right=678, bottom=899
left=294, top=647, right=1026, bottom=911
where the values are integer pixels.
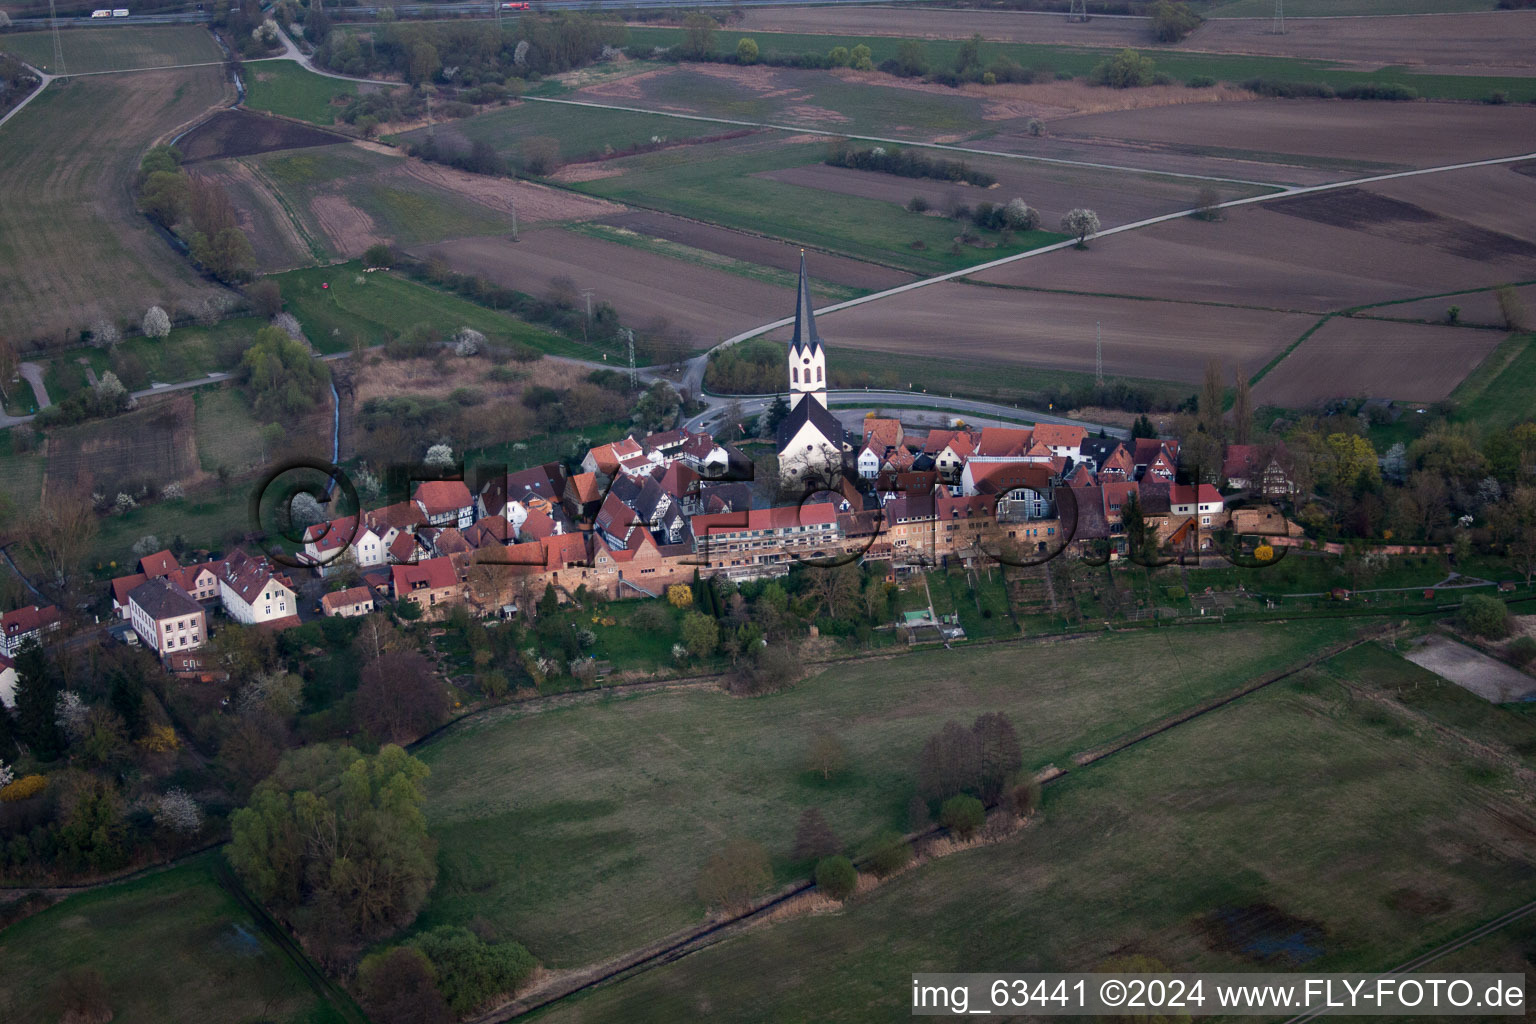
left=22, top=476, right=99, bottom=592
left=917, top=720, right=980, bottom=801
left=355, top=651, right=450, bottom=744
left=1231, top=371, right=1252, bottom=445
left=805, top=730, right=847, bottom=781
left=791, top=807, right=838, bottom=862
left=1199, top=358, right=1225, bottom=439
left=696, top=837, right=771, bottom=913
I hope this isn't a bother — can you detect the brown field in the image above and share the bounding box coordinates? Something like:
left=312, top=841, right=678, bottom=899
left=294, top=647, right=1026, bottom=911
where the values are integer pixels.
left=309, top=192, right=388, bottom=256
left=0, top=69, right=231, bottom=343
left=1047, top=100, right=1536, bottom=172
left=971, top=203, right=1529, bottom=313
left=1252, top=317, right=1503, bottom=407
left=353, top=353, right=595, bottom=405
left=1267, top=186, right=1536, bottom=266
left=1364, top=163, right=1536, bottom=246
left=1379, top=284, right=1536, bottom=328
left=594, top=210, right=913, bottom=291
left=177, top=108, right=343, bottom=163
left=784, top=281, right=1315, bottom=384
left=393, top=158, right=623, bottom=223
left=414, top=230, right=804, bottom=345
left=757, top=160, right=1260, bottom=229
left=43, top=393, right=201, bottom=497
left=735, top=7, right=1536, bottom=74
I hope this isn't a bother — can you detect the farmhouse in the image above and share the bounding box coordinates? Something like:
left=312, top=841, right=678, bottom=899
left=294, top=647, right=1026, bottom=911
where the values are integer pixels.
left=414, top=479, right=476, bottom=529
left=1, top=604, right=62, bottom=658
left=321, top=586, right=375, bottom=618
left=391, top=556, right=462, bottom=618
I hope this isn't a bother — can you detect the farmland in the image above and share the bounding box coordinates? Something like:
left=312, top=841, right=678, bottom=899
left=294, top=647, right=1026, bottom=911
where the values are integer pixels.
left=0, top=67, right=231, bottom=344
left=414, top=619, right=1365, bottom=968
left=43, top=392, right=202, bottom=499
left=241, top=58, right=358, bottom=126
left=535, top=638, right=1536, bottom=1024
left=0, top=853, right=351, bottom=1024
left=0, top=24, right=221, bottom=75
left=177, top=108, right=345, bottom=164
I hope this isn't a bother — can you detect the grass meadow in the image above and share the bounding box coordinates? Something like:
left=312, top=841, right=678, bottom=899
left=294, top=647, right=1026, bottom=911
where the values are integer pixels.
left=0, top=853, right=350, bottom=1024
left=536, top=638, right=1536, bottom=1024
left=401, top=99, right=728, bottom=161
left=0, top=24, right=221, bottom=74
left=412, top=619, right=1364, bottom=968
left=269, top=263, right=585, bottom=355
left=242, top=59, right=358, bottom=125
left=571, top=135, right=1066, bottom=274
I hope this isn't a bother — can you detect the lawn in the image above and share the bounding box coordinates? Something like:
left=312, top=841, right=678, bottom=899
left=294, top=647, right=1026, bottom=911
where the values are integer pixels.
left=535, top=637, right=1536, bottom=1024
left=269, top=263, right=586, bottom=355
left=79, top=317, right=265, bottom=391
left=0, top=853, right=353, bottom=1024
left=622, top=28, right=1536, bottom=103
left=194, top=383, right=272, bottom=476
left=0, top=429, right=46, bottom=515
left=1448, top=332, right=1536, bottom=432
left=572, top=135, right=1066, bottom=274
left=399, top=98, right=728, bottom=162
left=0, top=24, right=221, bottom=74
left=242, top=59, right=358, bottom=126
left=412, top=618, right=1363, bottom=968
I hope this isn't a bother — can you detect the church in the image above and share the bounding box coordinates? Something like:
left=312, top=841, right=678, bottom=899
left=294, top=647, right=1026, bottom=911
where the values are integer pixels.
left=775, top=254, right=849, bottom=490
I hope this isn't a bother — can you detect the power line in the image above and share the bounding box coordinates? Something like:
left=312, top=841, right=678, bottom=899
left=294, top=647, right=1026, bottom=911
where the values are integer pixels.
left=48, top=0, right=67, bottom=79
left=1067, top=0, right=1087, bottom=22
left=1271, top=0, right=1285, bottom=35
left=1095, top=321, right=1103, bottom=386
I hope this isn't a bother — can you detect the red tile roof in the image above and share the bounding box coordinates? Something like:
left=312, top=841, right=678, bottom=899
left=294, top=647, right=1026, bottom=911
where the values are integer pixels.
left=414, top=480, right=473, bottom=515
left=2, top=604, right=62, bottom=643
left=304, top=515, right=359, bottom=555
left=691, top=502, right=837, bottom=536
left=568, top=472, right=603, bottom=505
left=321, top=586, right=374, bottom=612
left=111, top=572, right=149, bottom=608
left=973, top=427, right=1033, bottom=458
left=1170, top=482, right=1223, bottom=506
left=138, top=549, right=180, bottom=579
left=389, top=532, right=419, bottom=563
left=862, top=417, right=904, bottom=450
left=1033, top=424, right=1087, bottom=450
left=966, top=462, right=1055, bottom=496
left=391, top=556, right=459, bottom=597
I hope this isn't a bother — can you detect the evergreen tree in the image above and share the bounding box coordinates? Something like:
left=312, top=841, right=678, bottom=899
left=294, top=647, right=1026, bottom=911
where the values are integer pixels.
left=108, top=669, right=146, bottom=739
left=764, top=394, right=790, bottom=436
left=12, top=640, right=63, bottom=760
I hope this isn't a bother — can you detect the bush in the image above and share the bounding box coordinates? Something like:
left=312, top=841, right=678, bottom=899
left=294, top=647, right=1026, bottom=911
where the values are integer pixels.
left=866, top=830, right=911, bottom=877
left=906, top=195, right=929, bottom=213
left=411, top=926, right=538, bottom=1015
left=1090, top=48, right=1156, bottom=89
left=1187, top=74, right=1216, bottom=88
left=0, top=774, right=47, bottom=802
left=357, top=947, right=452, bottom=1024
left=940, top=794, right=986, bottom=838
left=826, top=141, right=994, bottom=187
left=814, top=855, right=858, bottom=900
left=1149, top=0, right=1202, bottom=43
left=1509, top=635, right=1536, bottom=666
left=1459, top=594, right=1509, bottom=639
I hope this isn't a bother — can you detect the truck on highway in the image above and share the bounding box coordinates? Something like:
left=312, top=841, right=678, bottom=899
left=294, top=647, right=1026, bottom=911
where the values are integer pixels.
left=111, top=7, right=130, bottom=16
left=90, top=8, right=112, bottom=16
left=499, top=2, right=529, bottom=9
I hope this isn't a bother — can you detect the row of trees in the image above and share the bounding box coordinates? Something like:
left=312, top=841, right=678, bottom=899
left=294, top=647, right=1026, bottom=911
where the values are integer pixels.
left=826, top=141, right=996, bottom=187
left=135, top=145, right=256, bottom=283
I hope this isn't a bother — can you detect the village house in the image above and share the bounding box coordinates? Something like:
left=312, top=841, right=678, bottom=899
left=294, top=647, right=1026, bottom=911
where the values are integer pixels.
left=692, top=502, right=840, bottom=579
left=1032, top=423, right=1088, bottom=461
left=391, top=556, right=462, bottom=618
left=127, top=577, right=206, bottom=656
left=1, top=604, right=62, bottom=658
left=1222, top=443, right=1297, bottom=500
left=413, top=480, right=476, bottom=530
left=321, top=586, right=375, bottom=618
left=582, top=437, right=643, bottom=477
left=0, top=653, right=16, bottom=709
left=216, top=549, right=299, bottom=628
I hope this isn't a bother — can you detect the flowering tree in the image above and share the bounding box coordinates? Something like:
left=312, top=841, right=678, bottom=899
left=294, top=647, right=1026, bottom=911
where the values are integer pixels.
left=95, top=371, right=127, bottom=404
left=132, top=535, right=162, bottom=558
left=0, top=760, right=13, bottom=789
left=141, top=305, right=171, bottom=338
left=1003, top=198, right=1039, bottom=231
left=425, top=443, right=455, bottom=468
left=154, top=788, right=204, bottom=834
left=89, top=318, right=121, bottom=348
left=55, top=691, right=88, bottom=743
left=1061, top=208, right=1101, bottom=248
left=453, top=328, right=484, bottom=357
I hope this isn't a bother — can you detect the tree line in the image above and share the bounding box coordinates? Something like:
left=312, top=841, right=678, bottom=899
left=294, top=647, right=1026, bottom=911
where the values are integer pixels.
left=135, top=145, right=256, bottom=284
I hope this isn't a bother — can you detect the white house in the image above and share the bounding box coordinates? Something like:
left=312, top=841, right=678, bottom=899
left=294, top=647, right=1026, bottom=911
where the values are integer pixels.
left=0, top=653, right=16, bottom=709
left=0, top=604, right=62, bottom=658
left=127, top=577, right=207, bottom=656
left=857, top=444, right=883, bottom=480
left=1170, top=482, right=1225, bottom=527
left=216, top=549, right=298, bottom=626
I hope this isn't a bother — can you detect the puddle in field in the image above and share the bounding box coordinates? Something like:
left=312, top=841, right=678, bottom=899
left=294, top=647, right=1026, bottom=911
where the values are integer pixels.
left=1199, top=903, right=1326, bottom=966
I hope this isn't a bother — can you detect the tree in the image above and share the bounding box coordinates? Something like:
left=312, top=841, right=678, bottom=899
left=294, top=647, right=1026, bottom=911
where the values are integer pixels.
left=1194, top=184, right=1222, bottom=221
left=410, top=926, right=538, bottom=1015
left=228, top=744, right=437, bottom=942
left=1231, top=371, right=1252, bottom=445
left=239, top=325, right=330, bottom=418
left=1002, top=197, right=1039, bottom=231
left=680, top=12, right=718, bottom=59
left=667, top=583, right=694, bottom=609
left=453, top=327, right=484, bottom=357
left=139, top=169, right=190, bottom=226
left=191, top=225, right=256, bottom=283
left=249, top=278, right=283, bottom=318
left=89, top=317, right=121, bottom=348
left=971, top=712, right=1022, bottom=803
left=1459, top=594, right=1509, bottom=638
left=736, top=37, right=759, bottom=64
left=356, top=651, right=450, bottom=744
left=364, top=242, right=394, bottom=270
left=696, top=837, right=771, bottom=913
left=680, top=611, right=719, bottom=659
left=633, top=380, right=682, bottom=431
left=1131, top=414, right=1157, bottom=439
left=815, top=855, right=858, bottom=900
left=1496, top=284, right=1530, bottom=331
left=56, top=772, right=128, bottom=873
left=24, top=475, right=97, bottom=593
left=357, top=947, right=453, bottom=1024
left=141, top=305, right=171, bottom=339
left=886, top=39, right=928, bottom=77
left=940, top=794, right=986, bottom=838
left=849, top=44, right=874, bottom=71
left=1090, top=48, right=1157, bottom=88
left=866, top=830, right=911, bottom=877
left=917, top=720, right=979, bottom=800
left=1149, top=0, right=1203, bottom=42
left=954, top=32, right=984, bottom=74
left=805, top=730, right=846, bottom=781
left=1199, top=358, right=1225, bottom=438
left=812, top=560, right=861, bottom=620
left=408, top=40, right=441, bottom=84
left=12, top=640, right=63, bottom=759
left=154, top=788, right=204, bottom=834
left=1060, top=208, right=1101, bottom=247
left=791, top=807, right=839, bottom=862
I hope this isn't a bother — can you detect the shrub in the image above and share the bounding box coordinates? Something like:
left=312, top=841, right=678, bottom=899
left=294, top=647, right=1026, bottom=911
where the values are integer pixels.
left=696, top=837, right=772, bottom=912
left=736, top=37, right=758, bottom=64
left=906, top=195, right=929, bottom=213
left=0, top=774, right=47, bottom=802
left=1090, top=48, right=1156, bottom=89
left=1149, top=0, right=1202, bottom=43
left=1459, top=594, right=1509, bottom=639
left=940, top=794, right=986, bottom=838
left=1509, top=635, right=1536, bottom=666
left=1187, top=74, right=1215, bottom=88
left=866, top=830, right=911, bottom=877
left=357, top=947, right=451, bottom=1024
left=411, top=926, right=538, bottom=1015
left=815, top=855, right=858, bottom=900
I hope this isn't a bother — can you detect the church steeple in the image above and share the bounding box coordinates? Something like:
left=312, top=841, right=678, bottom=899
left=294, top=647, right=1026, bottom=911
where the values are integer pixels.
left=788, top=250, right=821, bottom=356
left=786, top=252, right=827, bottom=410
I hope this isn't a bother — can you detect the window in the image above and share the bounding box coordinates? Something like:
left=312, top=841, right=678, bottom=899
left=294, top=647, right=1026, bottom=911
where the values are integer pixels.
left=164, top=623, right=173, bottom=634
left=792, top=367, right=798, bottom=383
left=816, top=365, right=822, bottom=382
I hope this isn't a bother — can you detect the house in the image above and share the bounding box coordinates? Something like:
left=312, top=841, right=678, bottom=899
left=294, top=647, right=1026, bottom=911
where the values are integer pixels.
left=0, top=653, right=15, bottom=708
left=1170, top=482, right=1225, bottom=529
left=961, top=462, right=1056, bottom=521
left=1222, top=443, right=1297, bottom=499
left=582, top=437, right=643, bottom=477
left=1032, top=423, right=1087, bottom=461
left=862, top=417, right=904, bottom=452
left=138, top=549, right=180, bottom=578
left=972, top=426, right=1033, bottom=459
left=414, top=480, right=475, bottom=530
left=654, top=462, right=703, bottom=515
left=363, top=502, right=428, bottom=560
left=692, top=502, right=840, bottom=578
left=857, top=444, right=884, bottom=480
left=564, top=472, right=605, bottom=520
left=924, top=430, right=975, bottom=481
left=110, top=572, right=149, bottom=619
left=678, top=432, right=729, bottom=476
left=478, top=463, right=567, bottom=520
left=321, top=586, right=375, bottom=618
left=595, top=492, right=641, bottom=551
left=127, top=578, right=206, bottom=655
left=303, top=515, right=388, bottom=575
left=1, top=604, right=62, bottom=657
left=216, top=549, right=298, bottom=627
left=390, top=556, right=462, bottom=617
left=1133, top=438, right=1179, bottom=482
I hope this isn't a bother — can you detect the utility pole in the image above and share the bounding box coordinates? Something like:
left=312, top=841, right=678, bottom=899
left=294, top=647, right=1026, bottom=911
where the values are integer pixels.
left=581, top=288, right=594, bottom=325
left=1271, top=0, right=1285, bottom=34
left=48, top=0, right=67, bottom=79
left=625, top=328, right=637, bottom=390
left=1067, top=0, right=1087, bottom=23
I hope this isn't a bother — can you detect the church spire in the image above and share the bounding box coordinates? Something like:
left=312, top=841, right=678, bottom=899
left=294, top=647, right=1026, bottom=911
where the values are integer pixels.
left=788, top=250, right=821, bottom=355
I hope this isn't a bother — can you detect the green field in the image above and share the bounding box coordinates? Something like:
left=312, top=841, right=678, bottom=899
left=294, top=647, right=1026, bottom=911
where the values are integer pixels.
left=79, top=316, right=265, bottom=391
left=269, top=262, right=587, bottom=356
left=1204, top=0, right=1495, bottom=15
left=400, top=98, right=728, bottom=161
left=572, top=135, right=1066, bottom=274
left=1447, top=332, right=1536, bottom=432
left=622, top=27, right=1536, bottom=103
left=413, top=619, right=1363, bottom=968
left=537, top=639, right=1536, bottom=1024
left=194, top=382, right=273, bottom=476
left=0, top=428, right=46, bottom=515
left=242, top=59, right=358, bottom=126
left=0, top=24, right=221, bottom=74
left=0, top=854, right=352, bottom=1024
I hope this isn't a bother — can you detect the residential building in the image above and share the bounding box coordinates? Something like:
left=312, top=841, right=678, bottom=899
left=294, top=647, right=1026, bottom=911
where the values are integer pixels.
left=127, top=578, right=206, bottom=655
left=391, top=556, right=462, bottom=617
left=0, top=653, right=16, bottom=708
left=216, top=549, right=298, bottom=627
left=321, top=586, right=375, bottom=618
left=414, top=480, right=476, bottom=529
left=692, top=502, right=840, bottom=578
left=1, top=604, right=62, bottom=657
